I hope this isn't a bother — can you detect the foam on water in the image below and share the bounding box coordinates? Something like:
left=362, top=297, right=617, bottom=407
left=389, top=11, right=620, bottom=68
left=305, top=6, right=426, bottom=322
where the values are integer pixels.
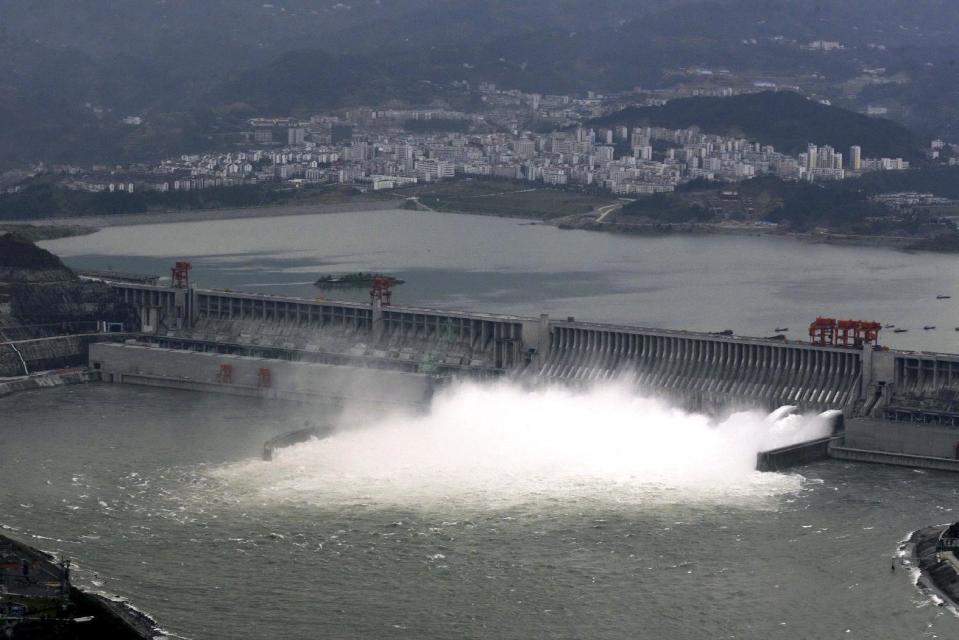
left=212, top=380, right=832, bottom=508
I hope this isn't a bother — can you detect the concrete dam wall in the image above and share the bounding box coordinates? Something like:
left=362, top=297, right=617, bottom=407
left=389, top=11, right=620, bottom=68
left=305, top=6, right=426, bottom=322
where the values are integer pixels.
left=82, top=277, right=959, bottom=472
left=100, top=280, right=883, bottom=414
left=90, top=342, right=434, bottom=407
left=536, top=321, right=862, bottom=413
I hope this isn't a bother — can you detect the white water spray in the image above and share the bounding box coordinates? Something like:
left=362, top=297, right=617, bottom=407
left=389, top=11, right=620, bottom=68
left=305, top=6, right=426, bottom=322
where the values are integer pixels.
left=214, top=381, right=833, bottom=506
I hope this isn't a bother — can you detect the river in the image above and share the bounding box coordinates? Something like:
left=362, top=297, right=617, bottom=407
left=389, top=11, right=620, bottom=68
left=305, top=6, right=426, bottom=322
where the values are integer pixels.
left=1, top=384, right=956, bottom=639
left=3, top=206, right=956, bottom=638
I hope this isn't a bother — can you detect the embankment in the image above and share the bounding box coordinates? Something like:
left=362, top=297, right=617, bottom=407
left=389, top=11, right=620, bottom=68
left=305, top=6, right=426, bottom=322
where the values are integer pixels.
left=0, top=533, right=163, bottom=639
left=0, top=369, right=96, bottom=399
left=0, top=335, right=109, bottom=378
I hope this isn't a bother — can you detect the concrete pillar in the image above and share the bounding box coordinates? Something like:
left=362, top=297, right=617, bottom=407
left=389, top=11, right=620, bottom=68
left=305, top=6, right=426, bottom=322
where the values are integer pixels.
left=173, top=289, right=188, bottom=329
left=372, top=299, right=384, bottom=341
left=860, top=343, right=873, bottom=402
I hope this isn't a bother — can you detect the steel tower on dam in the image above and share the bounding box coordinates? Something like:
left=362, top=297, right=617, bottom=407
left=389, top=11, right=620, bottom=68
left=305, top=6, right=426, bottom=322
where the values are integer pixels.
left=100, top=279, right=887, bottom=415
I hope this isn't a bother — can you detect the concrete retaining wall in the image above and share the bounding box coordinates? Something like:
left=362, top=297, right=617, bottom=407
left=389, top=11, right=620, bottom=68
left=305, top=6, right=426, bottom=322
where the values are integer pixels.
left=844, top=417, right=959, bottom=459
left=90, top=342, right=434, bottom=407
left=756, top=436, right=837, bottom=472
left=0, top=369, right=96, bottom=399
left=0, top=335, right=101, bottom=377
left=830, top=445, right=959, bottom=472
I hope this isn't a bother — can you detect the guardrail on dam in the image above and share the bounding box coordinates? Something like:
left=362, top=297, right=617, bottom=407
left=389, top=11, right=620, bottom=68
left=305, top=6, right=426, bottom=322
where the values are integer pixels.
left=97, top=279, right=911, bottom=415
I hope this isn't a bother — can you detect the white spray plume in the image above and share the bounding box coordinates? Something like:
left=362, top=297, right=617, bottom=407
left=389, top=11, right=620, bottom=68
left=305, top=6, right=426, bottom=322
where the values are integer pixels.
left=214, top=381, right=833, bottom=507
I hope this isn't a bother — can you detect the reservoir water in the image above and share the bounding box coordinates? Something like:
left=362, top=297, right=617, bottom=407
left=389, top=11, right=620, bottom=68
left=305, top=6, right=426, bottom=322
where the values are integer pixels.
left=40, top=208, right=959, bottom=353
left=3, top=207, right=957, bottom=637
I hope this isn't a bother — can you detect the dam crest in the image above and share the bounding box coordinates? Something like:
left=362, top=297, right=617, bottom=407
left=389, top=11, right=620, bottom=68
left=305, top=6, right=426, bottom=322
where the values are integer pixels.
left=96, top=279, right=958, bottom=421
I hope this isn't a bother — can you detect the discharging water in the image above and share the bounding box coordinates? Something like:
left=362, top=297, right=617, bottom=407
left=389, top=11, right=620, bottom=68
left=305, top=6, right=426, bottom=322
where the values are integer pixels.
left=2, top=383, right=958, bottom=639
left=229, top=381, right=833, bottom=507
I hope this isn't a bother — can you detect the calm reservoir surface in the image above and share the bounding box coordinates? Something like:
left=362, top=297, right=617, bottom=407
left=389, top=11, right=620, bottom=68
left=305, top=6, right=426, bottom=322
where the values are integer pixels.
left=40, top=207, right=959, bottom=352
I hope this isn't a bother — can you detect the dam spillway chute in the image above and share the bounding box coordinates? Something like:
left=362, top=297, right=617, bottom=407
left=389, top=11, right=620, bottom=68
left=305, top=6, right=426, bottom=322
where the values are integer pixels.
left=755, top=407, right=844, bottom=472
left=262, top=424, right=330, bottom=461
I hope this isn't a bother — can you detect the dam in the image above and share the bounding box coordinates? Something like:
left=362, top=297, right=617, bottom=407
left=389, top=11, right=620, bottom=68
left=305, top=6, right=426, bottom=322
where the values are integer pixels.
left=103, top=279, right=867, bottom=412
left=68, top=268, right=958, bottom=470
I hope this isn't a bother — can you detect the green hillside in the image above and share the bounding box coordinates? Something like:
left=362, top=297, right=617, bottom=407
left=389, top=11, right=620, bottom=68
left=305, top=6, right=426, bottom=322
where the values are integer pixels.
left=589, top=92, right=921, bottom=160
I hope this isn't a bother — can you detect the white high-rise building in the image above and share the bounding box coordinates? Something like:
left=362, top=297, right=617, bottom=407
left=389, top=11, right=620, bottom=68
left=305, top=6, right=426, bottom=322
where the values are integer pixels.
left=849, top=145, right=862, bottom=170
left=415, top=159, right=455, bottom=181
left=287, top=127, right=305, bottom=146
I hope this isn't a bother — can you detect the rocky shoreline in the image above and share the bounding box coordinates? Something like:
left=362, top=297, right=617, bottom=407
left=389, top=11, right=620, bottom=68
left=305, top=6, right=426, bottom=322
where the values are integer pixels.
left=0, top=533, right=165, bottom=639
left=901, top=523, right=959, bottom=612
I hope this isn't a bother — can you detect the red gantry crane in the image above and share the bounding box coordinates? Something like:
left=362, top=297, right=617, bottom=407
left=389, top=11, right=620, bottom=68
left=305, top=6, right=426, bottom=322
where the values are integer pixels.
left=809, top=317, right=881, bottom=347
left=369, top=276, right=393, bottom=307
left=171, top=261, right=192, bottom=289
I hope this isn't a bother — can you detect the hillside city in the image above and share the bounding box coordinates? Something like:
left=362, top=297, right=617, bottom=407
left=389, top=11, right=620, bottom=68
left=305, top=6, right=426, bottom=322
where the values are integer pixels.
left=8, top=84, right=954, bottom=203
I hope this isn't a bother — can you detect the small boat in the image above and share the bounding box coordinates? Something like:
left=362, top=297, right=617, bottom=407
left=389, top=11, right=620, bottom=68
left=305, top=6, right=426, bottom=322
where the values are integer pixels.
left=711, top=329, right=734, bottom=336
left=924, top=325, right=936, bottom=330
left=936, top=295, right=952, bottom=300
left=774, top=327, right=789, bottom=332
left=884, top=324, right=895, bottom=328
left=893, top=328, right=908, bottom=333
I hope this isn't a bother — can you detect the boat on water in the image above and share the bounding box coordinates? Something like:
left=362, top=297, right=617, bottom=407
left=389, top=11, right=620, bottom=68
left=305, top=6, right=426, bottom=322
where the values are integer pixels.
left=314, top=272, right=404, bottom=288
left=894, top=328, right=908, bottom=333
left=924, top=326, right=936, bottom=330
left=937, top=295, right=952, bottom=300
left=775, top=327, right=789, bottom=332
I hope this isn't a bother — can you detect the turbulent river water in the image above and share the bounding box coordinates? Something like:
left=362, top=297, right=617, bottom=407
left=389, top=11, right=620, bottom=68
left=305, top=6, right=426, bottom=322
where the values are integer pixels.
left=2, top=384, right=958, bottom=639
left=3, top=207, right=956, bottom=638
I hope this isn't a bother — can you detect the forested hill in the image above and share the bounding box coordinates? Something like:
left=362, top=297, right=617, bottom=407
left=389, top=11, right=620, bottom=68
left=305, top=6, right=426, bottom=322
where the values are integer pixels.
left=589, top=92, right=921, bottom=160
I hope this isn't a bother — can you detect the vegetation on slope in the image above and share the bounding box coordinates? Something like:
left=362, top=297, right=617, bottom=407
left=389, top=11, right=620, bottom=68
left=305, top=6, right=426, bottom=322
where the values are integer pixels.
left=589, top=92, right=921, bottom=160
left=0, top=183, right=380, bottom=220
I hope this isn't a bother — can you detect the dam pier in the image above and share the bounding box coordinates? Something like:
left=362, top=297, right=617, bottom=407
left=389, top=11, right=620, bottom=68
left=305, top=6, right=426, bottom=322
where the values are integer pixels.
left=75, top=267, right=959, bottom=471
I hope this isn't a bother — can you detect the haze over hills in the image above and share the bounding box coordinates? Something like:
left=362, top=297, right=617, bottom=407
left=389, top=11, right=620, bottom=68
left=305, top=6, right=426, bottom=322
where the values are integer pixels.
left=3, top=0, right=959, bottom=168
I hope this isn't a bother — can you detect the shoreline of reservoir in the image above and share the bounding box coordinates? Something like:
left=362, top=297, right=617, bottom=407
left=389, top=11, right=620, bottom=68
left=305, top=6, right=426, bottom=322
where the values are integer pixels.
left=8, top=197, right=402, bottom=230
left=10, top=195, right=949, bottom=254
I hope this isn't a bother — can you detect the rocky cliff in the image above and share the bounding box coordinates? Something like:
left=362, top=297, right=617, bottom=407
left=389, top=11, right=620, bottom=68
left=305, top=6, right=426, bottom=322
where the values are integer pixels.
left=0, top=233, right=136, bottom=375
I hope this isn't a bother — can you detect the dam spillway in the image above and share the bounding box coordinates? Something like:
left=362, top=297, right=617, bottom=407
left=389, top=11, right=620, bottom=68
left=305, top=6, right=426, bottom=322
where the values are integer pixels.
left=535, top=320, right=862, bottom=412
left=101, top=280, right=881, bottom=413
left=74, top=276, right=959, bottom=467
